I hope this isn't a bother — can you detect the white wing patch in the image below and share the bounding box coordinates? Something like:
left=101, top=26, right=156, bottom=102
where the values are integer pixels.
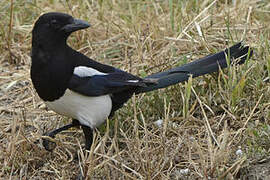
left=74, top=66, right=140, bottom=83
left=45, top=89, right=112, bottom=128
left=74, top=66, right=107, bottom=77
left=127, top=80, right=139, bottom=83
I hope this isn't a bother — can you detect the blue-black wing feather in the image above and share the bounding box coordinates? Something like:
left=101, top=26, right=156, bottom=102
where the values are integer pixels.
left=68, top=72, right=147, bottom=96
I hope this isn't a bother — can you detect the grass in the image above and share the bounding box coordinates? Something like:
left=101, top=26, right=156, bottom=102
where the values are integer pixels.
left=0, top=0, right=269, bottom=179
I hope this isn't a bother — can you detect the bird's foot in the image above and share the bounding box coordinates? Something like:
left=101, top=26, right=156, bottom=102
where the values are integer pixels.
left=42, top=135, right=57, bottom=151
left=41, top=122, right=80, bottom=151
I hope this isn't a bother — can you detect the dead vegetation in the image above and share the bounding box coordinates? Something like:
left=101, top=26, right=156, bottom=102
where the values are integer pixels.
left=0, top=0, right=269, bottom=179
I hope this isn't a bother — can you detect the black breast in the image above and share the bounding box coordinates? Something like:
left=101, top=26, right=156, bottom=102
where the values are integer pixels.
left=31, top=47, right=73, bottom=101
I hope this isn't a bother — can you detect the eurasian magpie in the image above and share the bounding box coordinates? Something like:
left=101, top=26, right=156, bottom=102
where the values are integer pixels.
left=31, top=12, right=253, bottom=151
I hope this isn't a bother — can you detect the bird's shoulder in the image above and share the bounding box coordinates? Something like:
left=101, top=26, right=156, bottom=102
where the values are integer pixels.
left=72, top=50, right=142, bottom=80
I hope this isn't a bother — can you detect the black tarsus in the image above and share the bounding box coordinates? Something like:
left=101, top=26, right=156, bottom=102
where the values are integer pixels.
left=81, top=125, right=93, bottom=151
left=42, top=119, right=86, bottom=151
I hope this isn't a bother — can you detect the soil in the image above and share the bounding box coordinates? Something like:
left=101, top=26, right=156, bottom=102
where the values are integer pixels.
left=239, top=159, right=270, bottom=180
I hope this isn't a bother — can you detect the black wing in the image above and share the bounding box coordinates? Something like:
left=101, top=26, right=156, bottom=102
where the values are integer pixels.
left=68, top=71, right=155, bottom=96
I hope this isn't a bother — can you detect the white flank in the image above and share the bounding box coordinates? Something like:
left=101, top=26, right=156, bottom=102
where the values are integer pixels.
left=74, top=66, right=107, bottom=77
left=45, top=89, right=112, bottom=128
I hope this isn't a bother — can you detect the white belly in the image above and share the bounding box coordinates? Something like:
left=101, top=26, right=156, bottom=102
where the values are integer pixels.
left=45, top=89, right=112, bottom=128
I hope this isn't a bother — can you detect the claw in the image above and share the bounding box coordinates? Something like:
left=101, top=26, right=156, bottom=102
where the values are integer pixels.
left=42, top=136, right=57, bottom=151
left=41, top=121, right=80, bottom=151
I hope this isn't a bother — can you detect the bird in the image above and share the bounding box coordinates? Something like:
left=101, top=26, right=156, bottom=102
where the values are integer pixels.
left=31, top=12, right=253, bottom=152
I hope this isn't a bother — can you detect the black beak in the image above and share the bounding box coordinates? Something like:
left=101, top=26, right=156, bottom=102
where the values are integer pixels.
left=61, top=18, right=90, bottom=33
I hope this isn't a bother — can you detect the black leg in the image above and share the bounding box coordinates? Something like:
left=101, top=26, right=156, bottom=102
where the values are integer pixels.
left=81, top=125, right=93, bottom=151
left=42, top=119, right=81, bottom=151
left=76, top=126, right=93, bottom=180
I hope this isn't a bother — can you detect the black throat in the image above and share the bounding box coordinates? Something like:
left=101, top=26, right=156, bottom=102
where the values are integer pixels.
left=31, top=39, right=74, bottom=101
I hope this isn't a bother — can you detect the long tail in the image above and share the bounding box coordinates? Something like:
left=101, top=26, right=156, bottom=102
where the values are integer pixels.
left=136, top=42, right=253, bottom=94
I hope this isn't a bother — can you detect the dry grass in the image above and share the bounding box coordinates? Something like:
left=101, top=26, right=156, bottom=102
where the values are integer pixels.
left=0, top=0, right=269, bottom=179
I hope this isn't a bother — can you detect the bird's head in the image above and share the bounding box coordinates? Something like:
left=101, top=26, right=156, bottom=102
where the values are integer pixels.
left=32, top=12, right=90, bottom=44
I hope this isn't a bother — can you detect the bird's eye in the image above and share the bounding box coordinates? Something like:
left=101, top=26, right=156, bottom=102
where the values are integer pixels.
left=51, top=19, right=57, bottom=24
left=50, top=19, right=59, bottom=28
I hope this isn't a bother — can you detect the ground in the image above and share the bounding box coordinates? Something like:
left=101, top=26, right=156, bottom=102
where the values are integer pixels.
left=0, top=0, right=269, bottom=179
